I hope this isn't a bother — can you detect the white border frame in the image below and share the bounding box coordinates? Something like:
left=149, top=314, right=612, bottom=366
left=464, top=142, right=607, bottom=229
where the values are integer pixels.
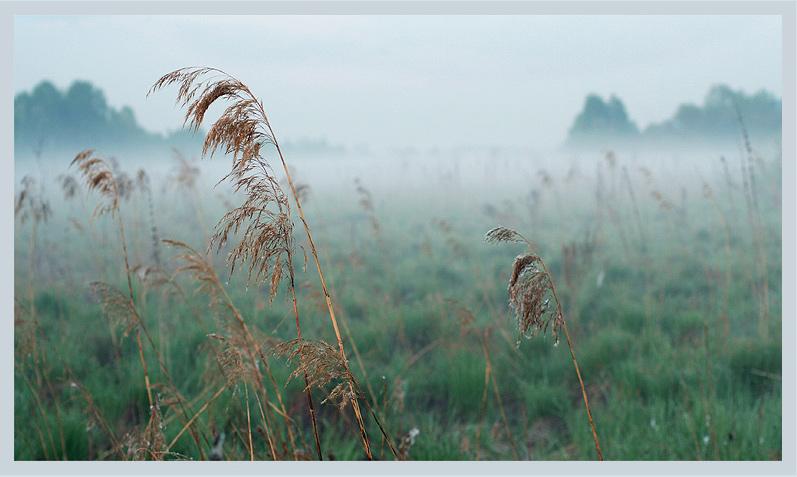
left=1, top=2, right=794, bottom=475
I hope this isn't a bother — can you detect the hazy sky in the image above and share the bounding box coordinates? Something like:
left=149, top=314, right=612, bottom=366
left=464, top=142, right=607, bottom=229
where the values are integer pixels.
left=14, top=15, right=782, bottom=150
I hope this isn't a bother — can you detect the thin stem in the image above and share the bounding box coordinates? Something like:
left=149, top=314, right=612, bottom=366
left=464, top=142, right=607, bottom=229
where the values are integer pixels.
left=117, top=208, right=211, bottom=458
left=244, top=383, right=254, bottom=461
left=262, top=113, right=373, bottom=460
left=286, top=252, right=324, bottom=460
left=540, top=258, right=604, bottom=461
left=481, top=332, right=520, bottom=460
left=165, top=385, right=227, bottom=454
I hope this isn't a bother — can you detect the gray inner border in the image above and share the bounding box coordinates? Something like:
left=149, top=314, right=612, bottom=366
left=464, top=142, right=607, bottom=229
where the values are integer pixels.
left=0, top=1, right=794, bottom=476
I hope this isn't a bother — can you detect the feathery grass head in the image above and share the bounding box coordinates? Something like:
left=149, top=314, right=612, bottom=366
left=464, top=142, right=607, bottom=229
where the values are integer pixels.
left=211, top=172, right=293, bottom=299
left=276, top=339, right=359, bottom=411
left=508, top=254, right=563, bottom=345
left=205, top=333, right=251, bottom=385
left=354, top=177, right=380, bottom=235
left=164, top=239, right=235, bottom=314
left=149, top=67, right=273, bottom=170
left=125, top=396, right=166, bottom=460
left=15, top=176, right=51, bottom=224
left=71, top=150, right=122, bottom=216
left=485, top=226, right=528, bottom=245
left=151, top=67, right=293, bottom=297
left=89, top=281, right=137, bottom=338
left=486, top=226, right=562, bottom=345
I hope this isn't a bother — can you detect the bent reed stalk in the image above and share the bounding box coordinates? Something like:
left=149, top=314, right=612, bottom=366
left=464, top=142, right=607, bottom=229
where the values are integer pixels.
left=150, top=66, right=375, bottom=459
left=485, top=226, right=604, bottom=461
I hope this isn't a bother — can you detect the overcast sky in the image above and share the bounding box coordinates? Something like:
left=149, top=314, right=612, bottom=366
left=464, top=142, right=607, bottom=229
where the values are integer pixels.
left=14, top=15, right=782, bottom=150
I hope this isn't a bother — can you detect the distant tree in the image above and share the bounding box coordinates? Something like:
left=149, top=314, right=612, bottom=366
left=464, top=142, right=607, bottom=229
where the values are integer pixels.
left=567, top=94, right=639, bottom=147
left=565, top=85, right=781, bottom=149
left=643, top=85, right=781, bottom=142
left=14, top=80, right=201, bottom=159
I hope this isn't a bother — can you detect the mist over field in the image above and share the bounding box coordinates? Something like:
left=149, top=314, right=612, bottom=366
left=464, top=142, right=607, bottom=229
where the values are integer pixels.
left=13, top=15, right=783, bottom=462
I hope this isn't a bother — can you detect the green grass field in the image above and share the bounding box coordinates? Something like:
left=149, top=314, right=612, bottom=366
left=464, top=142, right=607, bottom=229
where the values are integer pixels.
left=14, top=146, right=782, bottom=461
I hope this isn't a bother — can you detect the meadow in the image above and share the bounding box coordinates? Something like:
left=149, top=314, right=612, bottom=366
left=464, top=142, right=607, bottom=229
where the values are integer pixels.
left=13, top=70, right=782, bottom=461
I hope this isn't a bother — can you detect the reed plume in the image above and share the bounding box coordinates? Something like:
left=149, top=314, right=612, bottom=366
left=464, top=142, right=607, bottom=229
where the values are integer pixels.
left=16, top=176, right=51, bottom=224
left=276, top=338, right=359, bottom=411
left=354, top=177, right=381, bottom=238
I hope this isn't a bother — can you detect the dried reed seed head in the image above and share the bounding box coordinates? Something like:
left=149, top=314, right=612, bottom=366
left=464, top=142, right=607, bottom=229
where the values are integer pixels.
left=152, top=68, right=294, bottom=296
left=354, top=177, right=381, bottom=236
left=204, top=332, right=260, bottom=386
left=15, top=175, right=51, bottom=224
left=163, top=239, right=229, bottom=311
left=126, top=396, right=166, bottom=460
left=89, top=281, right=138, bottom=338
left=484, top=226, right=526, bottom=245
left=150, top=68, right=274, bottom=166
left=210, top=172, right=294, bottom=298
left=508, top=254, right=563, bottom=345
left=217, top=344, right=247, bottom=385
left=71, top=150, right=123, bottom=216
left=131, top=264, right=170, bottom=289
left=275, top=339, right=358, bottom=411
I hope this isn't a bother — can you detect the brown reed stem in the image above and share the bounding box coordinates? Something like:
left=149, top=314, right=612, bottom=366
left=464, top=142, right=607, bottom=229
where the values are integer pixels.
left=217, top=282, right=292, bottom=458
left=480, top=331, right=521, bottom=459
left=165, top=384, right=228, bottom=455
left=244, top=382, right=254, bottom=461
left=285, top=253, right=324, bottom=460
left=136, top=330, right=154, bottom=409
left=19, top=369, right=56, bottom=459
left=113, top=200, right=210, bottom=458
left=265, top=119, right=373, bottom=460
left=539, top=259, right=603, bottom=461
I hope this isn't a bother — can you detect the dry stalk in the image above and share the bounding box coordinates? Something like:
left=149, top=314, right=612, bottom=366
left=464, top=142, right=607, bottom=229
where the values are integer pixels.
left=702, top=183, right=733, bottom=340
left=734, top=106, right=770, bottom=340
